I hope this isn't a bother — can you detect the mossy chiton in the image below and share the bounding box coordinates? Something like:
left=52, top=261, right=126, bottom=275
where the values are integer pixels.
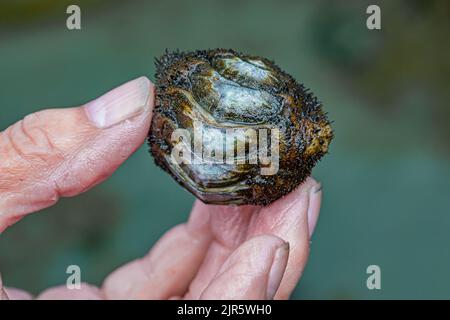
left=148, top=49, right=333, bottom=205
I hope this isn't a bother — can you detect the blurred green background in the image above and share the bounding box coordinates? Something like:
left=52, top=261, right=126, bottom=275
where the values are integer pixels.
left=0, top=0, right=449, bottom=299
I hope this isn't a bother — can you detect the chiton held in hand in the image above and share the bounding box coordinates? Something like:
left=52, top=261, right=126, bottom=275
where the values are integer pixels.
left=148, top=49, right=333, bottom=205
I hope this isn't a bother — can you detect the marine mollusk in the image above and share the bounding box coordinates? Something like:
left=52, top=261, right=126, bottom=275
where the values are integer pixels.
left=148, top=49, right=333, bottom=205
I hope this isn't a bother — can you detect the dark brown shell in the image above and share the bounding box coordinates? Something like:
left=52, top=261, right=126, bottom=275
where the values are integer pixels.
left=148, top=49, right=333, bottom=205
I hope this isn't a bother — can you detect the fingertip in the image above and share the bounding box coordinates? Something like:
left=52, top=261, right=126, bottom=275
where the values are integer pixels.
left=248, top=177, right=323, bottom=300
left=4, top=287, right=33, bottom=300
left=296, top=176, right=321, bottom=197
left=37, top=283, right=103, bottom=300
left=84, top=76, right=154, bottom=129
left=200, top=234, right=288, bottom=300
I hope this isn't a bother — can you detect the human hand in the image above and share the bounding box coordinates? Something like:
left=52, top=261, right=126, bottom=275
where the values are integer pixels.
left=0, top=76, right=322, bottom=300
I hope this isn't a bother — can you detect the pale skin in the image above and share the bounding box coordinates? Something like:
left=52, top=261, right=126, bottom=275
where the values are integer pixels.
left=0, top=76, right=322, bottom=300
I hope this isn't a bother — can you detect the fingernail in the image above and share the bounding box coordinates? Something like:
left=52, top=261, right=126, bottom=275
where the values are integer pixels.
left=266, top=242, right=289, bottom=299
left=307, top=183, right=322, bottom=238
left=85, top=76, right=151, bottom=129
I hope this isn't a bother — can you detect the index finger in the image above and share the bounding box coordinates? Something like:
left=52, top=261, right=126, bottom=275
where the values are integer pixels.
left=246, top=177, right=322, bottom=299
left=185, top=177, right=322, bottom=299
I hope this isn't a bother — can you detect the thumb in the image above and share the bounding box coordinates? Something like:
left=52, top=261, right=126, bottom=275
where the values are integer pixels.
left=0, top=76, right=154, bottom=233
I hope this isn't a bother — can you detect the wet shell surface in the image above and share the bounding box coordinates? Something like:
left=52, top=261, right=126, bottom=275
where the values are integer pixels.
left=148, top=49, right=333, bottom=205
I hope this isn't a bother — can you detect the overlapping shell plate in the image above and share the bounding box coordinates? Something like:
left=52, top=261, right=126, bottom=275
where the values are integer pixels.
left=148, top=49, right=333, bottom=205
